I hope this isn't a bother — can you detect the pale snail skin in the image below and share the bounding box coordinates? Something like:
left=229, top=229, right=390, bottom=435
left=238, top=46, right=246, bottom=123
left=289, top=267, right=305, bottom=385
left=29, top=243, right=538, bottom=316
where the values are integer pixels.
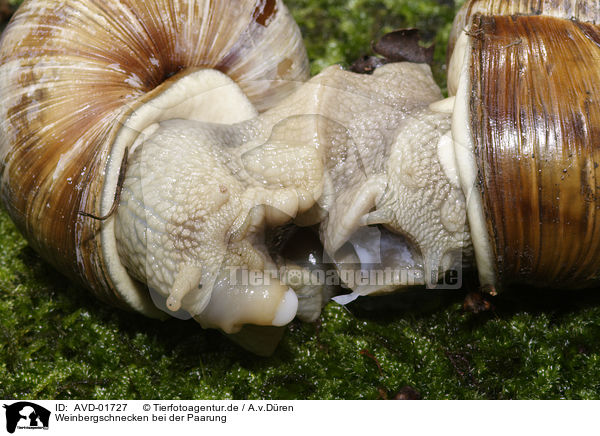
left=3, top=0, right=600, bottom=354
left=112, top=62, right=472, bottom=333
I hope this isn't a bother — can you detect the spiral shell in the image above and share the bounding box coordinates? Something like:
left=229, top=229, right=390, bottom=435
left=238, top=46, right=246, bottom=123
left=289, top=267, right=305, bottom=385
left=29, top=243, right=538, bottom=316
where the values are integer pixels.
left=449, top=0, right=600, bottom=290
left=0, top=0, right=309, bottom=312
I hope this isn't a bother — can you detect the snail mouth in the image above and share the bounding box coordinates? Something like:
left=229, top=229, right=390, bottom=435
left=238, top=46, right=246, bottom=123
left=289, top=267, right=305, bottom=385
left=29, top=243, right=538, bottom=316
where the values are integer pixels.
left=191, top=217, right=300, bottom=335
left=328, top=225, right=425, bottom=304
left=195, top=270, right=298, bottom=334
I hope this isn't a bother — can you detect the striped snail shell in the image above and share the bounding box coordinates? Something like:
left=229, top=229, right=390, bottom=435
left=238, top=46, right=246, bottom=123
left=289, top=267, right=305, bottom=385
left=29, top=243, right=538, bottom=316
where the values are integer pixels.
left=0, top=0, right=309, bottom=316
left=446, top=0, right=600, bottom=291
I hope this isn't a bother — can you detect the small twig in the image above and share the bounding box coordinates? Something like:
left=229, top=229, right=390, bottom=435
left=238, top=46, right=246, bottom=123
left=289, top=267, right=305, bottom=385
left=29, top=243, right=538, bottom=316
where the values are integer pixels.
left=360, top=349, right=383, bottom=376
left=504, top=38, right=522, bottom=49
left=79, top=147, right=129, bottom=221
left=464, top=27, right=485, bottom=40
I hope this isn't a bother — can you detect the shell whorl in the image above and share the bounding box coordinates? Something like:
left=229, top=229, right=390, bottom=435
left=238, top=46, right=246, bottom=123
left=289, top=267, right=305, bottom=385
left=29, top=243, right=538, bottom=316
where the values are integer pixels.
left=450, top=2, right=600, bottom=290
left=0, top=0, right=309, bottom=310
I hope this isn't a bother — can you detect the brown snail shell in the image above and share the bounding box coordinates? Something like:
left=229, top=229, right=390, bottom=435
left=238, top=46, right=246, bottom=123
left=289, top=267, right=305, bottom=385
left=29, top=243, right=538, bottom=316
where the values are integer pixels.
left=447, top=0, right=600, bottom=72
left=448, top=0, right=600, bottom=290
left=0, top=0, right=309, bottom=314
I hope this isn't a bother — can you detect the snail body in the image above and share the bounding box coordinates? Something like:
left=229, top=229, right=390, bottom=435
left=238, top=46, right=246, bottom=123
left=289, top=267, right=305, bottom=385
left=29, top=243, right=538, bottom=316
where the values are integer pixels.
left=112, top=60, right=447, bottom=331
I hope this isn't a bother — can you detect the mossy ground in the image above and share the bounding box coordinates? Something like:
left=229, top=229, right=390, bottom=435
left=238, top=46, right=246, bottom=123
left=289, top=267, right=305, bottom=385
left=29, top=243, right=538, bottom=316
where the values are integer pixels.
left=2, top=0, right=600, bottom=400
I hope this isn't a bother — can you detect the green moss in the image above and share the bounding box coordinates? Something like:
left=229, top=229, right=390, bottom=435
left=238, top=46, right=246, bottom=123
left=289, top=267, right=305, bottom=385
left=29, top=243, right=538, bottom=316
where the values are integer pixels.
left=289, top=0, right=458, bottom=90
left=2, top=0, right=600, bottom=400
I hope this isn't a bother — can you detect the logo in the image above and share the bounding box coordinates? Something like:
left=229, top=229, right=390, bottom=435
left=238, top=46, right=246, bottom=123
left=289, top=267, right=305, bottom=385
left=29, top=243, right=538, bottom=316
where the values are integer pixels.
left=3, top=403, right=50, bottom=434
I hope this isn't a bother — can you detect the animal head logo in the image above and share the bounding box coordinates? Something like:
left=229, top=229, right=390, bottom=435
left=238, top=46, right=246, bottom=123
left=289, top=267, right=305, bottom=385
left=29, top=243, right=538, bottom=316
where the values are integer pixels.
left=2, top=402, right=50, bottom=434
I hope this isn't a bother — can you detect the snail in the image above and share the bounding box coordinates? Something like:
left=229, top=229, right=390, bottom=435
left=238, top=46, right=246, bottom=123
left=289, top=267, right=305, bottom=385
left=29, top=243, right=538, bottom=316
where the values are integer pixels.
left=0, top=0, right=312, bottom=353
left=2, top=0, right=600, bottom=354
